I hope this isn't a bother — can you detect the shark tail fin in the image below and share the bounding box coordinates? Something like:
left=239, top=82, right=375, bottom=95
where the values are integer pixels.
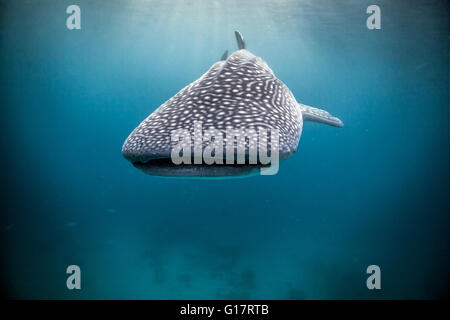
left=220, top=50, right=228, bottom=61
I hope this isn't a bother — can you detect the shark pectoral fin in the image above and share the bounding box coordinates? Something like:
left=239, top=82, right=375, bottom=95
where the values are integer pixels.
left=299, top=103, right=344, bottom=128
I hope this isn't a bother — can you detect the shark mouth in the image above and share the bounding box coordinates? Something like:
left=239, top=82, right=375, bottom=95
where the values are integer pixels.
left=131, top=157, right=268, bottom=178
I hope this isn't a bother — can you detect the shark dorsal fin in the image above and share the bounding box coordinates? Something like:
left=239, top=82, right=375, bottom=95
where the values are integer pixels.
left=235, top=31, right=246, bottom=50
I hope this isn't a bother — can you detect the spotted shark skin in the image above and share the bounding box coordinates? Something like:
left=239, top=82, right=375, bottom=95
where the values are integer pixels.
left=122, top=32, right=343, bottom=177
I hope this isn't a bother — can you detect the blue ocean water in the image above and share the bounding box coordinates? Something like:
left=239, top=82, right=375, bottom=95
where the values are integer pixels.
left=0, top=0, right=449, bottom=299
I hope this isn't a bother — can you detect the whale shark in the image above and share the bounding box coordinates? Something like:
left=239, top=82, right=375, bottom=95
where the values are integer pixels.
left=122, top=31, right=343, bottom=178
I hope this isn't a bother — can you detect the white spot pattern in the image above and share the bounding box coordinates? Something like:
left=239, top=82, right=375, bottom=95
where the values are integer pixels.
left=122, top=50, right=303, bottom=162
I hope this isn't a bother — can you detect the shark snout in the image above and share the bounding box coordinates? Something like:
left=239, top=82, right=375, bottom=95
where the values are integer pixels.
left=122, top=134, right=170, bottom=164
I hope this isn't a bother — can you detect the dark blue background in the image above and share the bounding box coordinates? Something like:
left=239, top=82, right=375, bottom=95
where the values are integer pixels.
left=0, top=0, right=448, bottom=298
